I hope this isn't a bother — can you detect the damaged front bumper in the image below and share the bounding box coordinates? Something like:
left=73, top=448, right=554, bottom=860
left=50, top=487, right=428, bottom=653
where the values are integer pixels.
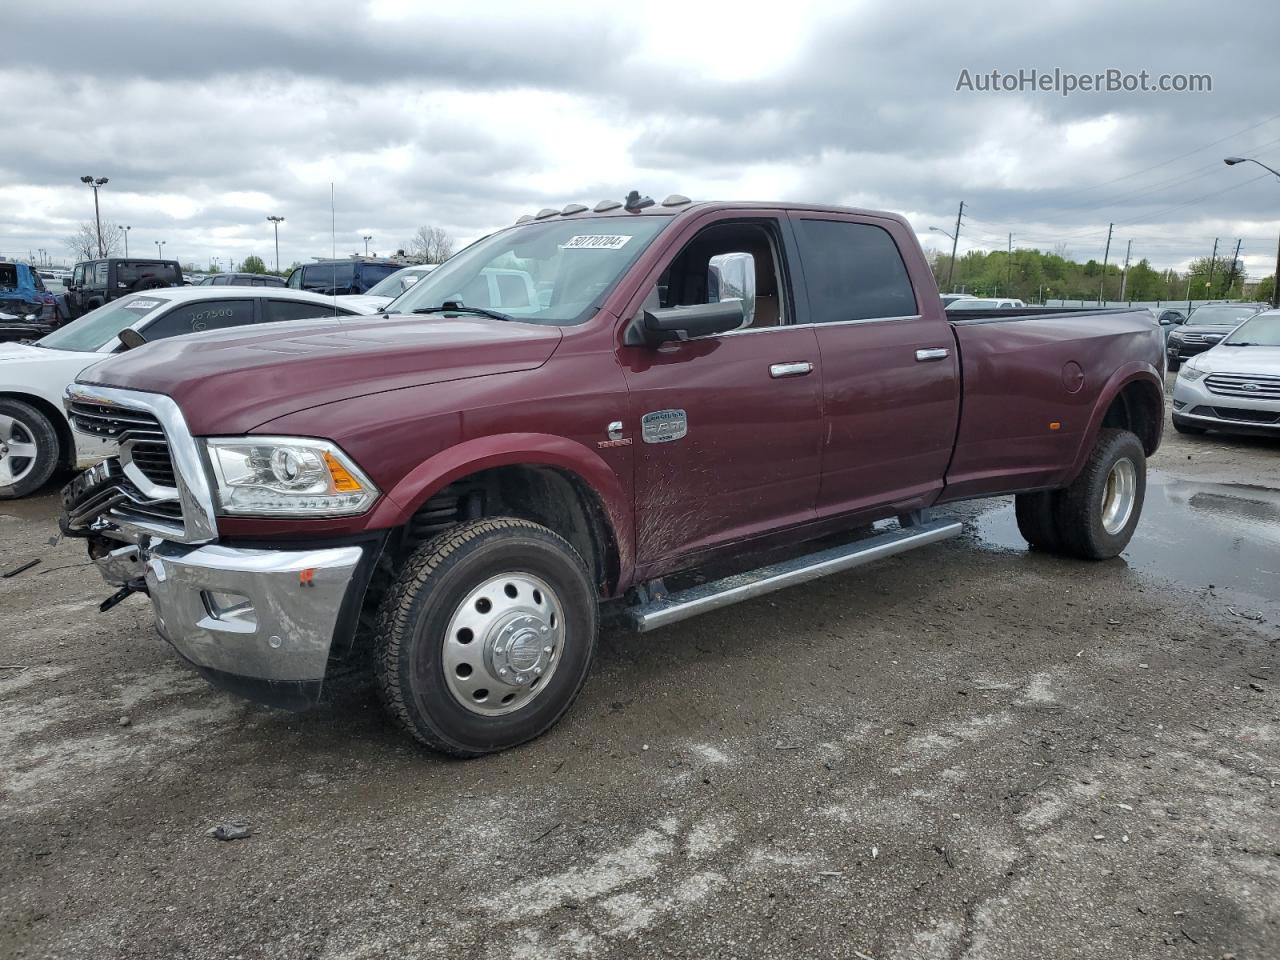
left=94, top=537, right=366, bottom=708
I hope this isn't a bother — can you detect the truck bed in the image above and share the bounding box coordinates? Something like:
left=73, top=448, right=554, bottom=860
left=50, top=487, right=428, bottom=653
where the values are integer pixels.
left=940, top=306, right=1163, bottom=501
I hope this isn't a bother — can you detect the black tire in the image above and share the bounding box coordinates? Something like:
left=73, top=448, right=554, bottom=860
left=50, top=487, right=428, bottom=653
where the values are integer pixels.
left=1173, top=418, right=1206, bottom=436
left=1014, top=491, right=1062, bottom=551
left=0, top=398, right=60, bottom=499
left=374, top=517, right=598, bottom=757
left=1052, top=428, right=1146, bottom=560
left=1166, top=357, right=1181, bottom=372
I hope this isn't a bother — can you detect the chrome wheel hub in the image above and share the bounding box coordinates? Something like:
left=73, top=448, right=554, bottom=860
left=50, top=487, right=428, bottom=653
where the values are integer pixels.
left=0, top=414, right=39, bottom=487
left=1101, top=457, right=1137, bottom=535
left=442, top=572, right=564, bottom=716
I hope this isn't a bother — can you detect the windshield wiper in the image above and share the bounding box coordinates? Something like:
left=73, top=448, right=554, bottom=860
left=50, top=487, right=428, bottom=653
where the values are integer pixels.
left=412, top=302, right=513, bottom=323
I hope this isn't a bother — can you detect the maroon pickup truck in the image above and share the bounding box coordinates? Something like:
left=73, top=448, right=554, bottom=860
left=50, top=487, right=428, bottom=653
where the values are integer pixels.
left=62, top=196, right=1165, bottom=756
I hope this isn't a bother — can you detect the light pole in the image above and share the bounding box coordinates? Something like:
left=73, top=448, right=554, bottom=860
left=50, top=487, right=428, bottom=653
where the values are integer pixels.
left=155, top=240, right=165, bottom=259
left=1224, top=156, right=1280, bottom=308
left=119, top=225, right=130, bottom=257
left=362, top=235, right=372, bottom=256
left=267, top=216, right=285, bottom=273
left=80, top=175, right=109, bottom=257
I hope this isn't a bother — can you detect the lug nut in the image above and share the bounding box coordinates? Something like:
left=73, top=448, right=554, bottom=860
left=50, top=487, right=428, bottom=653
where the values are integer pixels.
left=543, top=645, right=552, bottom=654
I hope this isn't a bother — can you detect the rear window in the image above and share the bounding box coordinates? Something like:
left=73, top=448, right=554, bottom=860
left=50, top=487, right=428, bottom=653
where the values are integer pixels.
left=116, top=261, right=180, bottom=289
left=793, top=219, right=918, bottom=323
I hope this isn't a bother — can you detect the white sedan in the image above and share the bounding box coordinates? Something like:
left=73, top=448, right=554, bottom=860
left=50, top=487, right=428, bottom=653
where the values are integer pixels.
left=1172, top=309, right=1280, bottom=438
left=0, top=287, right=378, bottom=498
left=341, top=264, right=437, bottom=311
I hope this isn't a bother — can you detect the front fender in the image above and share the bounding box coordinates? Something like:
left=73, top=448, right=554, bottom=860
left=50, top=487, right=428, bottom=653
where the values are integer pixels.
left=369, top=432, right=635, bottom=586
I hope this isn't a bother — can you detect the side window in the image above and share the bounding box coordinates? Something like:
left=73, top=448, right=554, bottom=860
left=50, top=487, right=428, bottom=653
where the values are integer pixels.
left=211, top=275, right=229, bottom=286
left=73, top=265, right=85, bottom=286
left=0, top=263, right=17, bottom=291
left=793, top=219, right=918, bottom=323
left=652, top=220, right=787, bottom=331
left=287, top=269, right=302, bottom=289
left=93, top=262, right=109, bottom=287
left=143, top=299, right=255, bottom=340
left=263, top=300, right=343, bottom=324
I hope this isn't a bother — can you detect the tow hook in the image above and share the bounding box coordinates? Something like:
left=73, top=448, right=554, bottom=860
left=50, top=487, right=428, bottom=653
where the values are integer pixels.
left=100, top=577, right=149, bottom=613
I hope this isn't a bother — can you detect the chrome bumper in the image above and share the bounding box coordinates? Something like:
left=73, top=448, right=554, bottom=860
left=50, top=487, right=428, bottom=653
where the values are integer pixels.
left=96, top=539, right=364, bottom=684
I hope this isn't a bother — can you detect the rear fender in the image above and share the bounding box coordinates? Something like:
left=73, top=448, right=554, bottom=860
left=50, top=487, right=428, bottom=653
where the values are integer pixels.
left=1067, top=363, right=1164, bottom=480
left=373, top=433, right=634, bottom=586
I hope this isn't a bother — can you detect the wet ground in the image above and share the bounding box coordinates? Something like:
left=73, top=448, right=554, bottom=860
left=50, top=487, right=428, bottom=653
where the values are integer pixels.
left=2, top=379, right=1278, bottom=960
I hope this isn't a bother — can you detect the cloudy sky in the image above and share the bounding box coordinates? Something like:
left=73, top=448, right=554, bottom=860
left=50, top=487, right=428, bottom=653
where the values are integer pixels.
left=4, top=0, right=1279, bottom=279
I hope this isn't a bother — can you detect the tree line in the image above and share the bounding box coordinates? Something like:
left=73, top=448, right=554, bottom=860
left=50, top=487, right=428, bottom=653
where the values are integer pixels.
left=928, top=246, right=1275, bottom=304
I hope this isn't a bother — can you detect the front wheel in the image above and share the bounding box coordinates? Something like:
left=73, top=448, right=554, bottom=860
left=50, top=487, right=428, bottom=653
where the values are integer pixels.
left=1053, top=428, right=1147, bottom=560
left=374, top=518, right=599, bottom=757
left=0, top=399, right=60, bottom=499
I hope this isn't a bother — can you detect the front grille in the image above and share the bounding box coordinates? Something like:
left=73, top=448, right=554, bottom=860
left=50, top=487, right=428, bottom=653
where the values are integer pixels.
left=1211, top=406, right=1280, bottom=424
left=1205, top=372, right=1280, bottom=400
left=70, top=400, right=176, bottom=489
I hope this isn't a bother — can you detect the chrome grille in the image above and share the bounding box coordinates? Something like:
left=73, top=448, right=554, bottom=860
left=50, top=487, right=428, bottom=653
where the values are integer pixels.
left=70, top=400, right=176, bottom=488
left=1205, top=373, right=1280, bottom=400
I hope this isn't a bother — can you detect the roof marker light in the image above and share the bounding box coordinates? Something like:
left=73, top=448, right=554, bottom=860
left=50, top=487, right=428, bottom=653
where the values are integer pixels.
left=515, top=214, right=535, bottom=224
left=535, top=208, right=558, bottom=219
left=560, top=203, right=588, bottom=215
left=661, top=194, right=692, bottom=206
left=594, top=200, right=623, bottom=212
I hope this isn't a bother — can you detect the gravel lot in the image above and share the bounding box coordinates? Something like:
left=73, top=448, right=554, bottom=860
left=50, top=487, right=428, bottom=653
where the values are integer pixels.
left=3, top=378, right=1278, bottom=960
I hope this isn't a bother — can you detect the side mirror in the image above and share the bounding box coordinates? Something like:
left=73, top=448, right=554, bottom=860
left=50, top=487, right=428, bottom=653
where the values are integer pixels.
left=640, top=301, right=744, bottom=345
left=117, top=328, right=148, bottom=350
left=707, top=252, right=756, bottom=328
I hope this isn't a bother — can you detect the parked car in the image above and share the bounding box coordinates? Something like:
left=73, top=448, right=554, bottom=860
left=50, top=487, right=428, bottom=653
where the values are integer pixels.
left=1171, top=309, right=1280, bottom=437
left=64, top=258, right=184, bottom=321
left=0, top=262, right=59, bottom=322
left=940, top=294, right=974, bottom=307
left=198, top=273, right=287, bottom=287
left=944, top=297, right=1026, bottom=311
left=286, top=258, right=403, bottom=295
left=1164, top=303, right=1265, bottom=370
left=342, top=264, right=438, bottom=311
left=0, top=288, right=378, bottom=498
left=62, top=198, right=1164, bottom=756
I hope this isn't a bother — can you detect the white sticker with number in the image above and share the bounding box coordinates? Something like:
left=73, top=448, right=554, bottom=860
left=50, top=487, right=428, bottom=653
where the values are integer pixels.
left=560, top=235, right=632, bottom=250
left=125, top=299, right=163, bottom=310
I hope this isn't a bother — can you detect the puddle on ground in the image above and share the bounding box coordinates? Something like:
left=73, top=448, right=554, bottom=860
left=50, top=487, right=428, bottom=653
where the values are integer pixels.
left=977, top=473, right=1280, bottom=599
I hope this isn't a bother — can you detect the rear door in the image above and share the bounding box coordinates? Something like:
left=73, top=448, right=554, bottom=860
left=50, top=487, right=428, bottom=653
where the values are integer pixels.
left=788, top=213, right=960, bottom=517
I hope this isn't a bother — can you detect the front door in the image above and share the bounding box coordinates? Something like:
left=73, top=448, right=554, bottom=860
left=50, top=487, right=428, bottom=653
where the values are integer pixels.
left=617, top=214, right=823, bottom=569
left=788, top=213, right=961, bottom=517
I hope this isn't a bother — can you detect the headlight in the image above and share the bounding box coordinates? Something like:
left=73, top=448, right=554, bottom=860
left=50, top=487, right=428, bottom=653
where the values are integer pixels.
left=1178, top=365, right=1207, bottom=381
left=205, top=437, right=379, bottom=516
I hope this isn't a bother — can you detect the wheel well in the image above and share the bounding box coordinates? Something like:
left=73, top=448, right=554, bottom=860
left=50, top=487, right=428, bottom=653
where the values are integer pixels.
left=1100, top=379, right=1162, bottom=456
left=403, top=465, right=620, bottom=596
left=0, top=391, right=73, bottom=469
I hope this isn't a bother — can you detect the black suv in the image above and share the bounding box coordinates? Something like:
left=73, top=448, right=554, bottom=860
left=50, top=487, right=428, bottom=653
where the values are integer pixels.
left=286, top=259, right=402, bottom=295
left=65, top=258, right=183, bottom=319
left=199, top=273, right=287, bottom=287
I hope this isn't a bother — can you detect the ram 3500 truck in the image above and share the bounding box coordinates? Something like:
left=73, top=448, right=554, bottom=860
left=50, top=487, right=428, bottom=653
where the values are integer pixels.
left=62, top=197, right=1165, bottom=756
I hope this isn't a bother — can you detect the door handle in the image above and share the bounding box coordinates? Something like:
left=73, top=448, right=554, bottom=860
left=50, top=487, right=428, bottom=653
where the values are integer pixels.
left=770, top=361, right=814, bottom=379
left=915, top=348, right=950, bottom=362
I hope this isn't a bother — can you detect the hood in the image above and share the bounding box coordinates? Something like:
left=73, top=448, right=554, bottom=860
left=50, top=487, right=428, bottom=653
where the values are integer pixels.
left=341, top=294, right=394, bottom=311
left=77, top=313, right=562, bottom=435
left=0, top=342, right=97, bottom=365
left=1187, top=344, right=1280, bottom=375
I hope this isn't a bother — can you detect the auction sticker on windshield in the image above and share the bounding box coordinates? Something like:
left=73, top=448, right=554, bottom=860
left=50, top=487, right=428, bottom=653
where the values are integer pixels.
left=561, top=235, right=632, bottom=250
left=123, top=299, right=163, bottom=311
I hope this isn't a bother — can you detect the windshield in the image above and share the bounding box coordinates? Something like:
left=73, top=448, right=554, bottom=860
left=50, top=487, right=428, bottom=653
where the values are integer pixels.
left=1186, top=305, right=1259, bottom=326
left=37, top=295, right=169, bottom=351
left=367, top=266, right=434, bottom=298
left=389, top=217, right=671, bottom=325
left=1224, top=313, right=1280, bottom=346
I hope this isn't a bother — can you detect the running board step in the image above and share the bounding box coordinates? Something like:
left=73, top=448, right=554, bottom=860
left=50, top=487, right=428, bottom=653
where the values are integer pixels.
left=628, top=519, right=963, bottom=632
